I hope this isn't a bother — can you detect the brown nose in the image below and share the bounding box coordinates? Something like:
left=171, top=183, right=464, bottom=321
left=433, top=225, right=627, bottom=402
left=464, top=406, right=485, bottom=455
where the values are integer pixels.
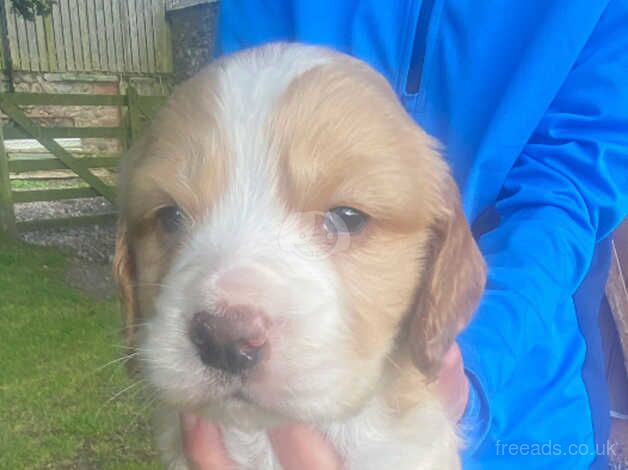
left=188, top=307, right=267, bottom=374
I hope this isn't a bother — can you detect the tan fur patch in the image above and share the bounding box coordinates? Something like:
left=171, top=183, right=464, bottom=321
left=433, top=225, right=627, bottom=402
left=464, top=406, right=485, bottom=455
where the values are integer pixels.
left=268, top=58, right=466, bottom=373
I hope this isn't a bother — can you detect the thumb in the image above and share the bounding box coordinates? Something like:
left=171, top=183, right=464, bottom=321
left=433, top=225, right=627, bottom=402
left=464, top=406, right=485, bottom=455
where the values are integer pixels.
left=181, top=413, right=234, bottom=470
left=269, top=424, right=343, bottom=470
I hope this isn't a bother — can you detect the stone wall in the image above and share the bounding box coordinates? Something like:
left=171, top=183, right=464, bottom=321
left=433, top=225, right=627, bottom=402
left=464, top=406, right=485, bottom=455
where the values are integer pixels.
left=0, top=0, right=215, bottom=148
left=167, top=0, right=219, bottom=83
left=2, top=72, right=171, bottom=152
left=0, top=0, right=209, bottom=152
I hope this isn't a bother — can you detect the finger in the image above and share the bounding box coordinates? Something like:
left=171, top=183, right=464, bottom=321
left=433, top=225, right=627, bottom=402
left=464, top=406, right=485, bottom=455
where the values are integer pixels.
left=181, top=413, right=234, bottom=470
left=439, top=343, right=462, bottom=373
left=269, top=424, right=343, bottom=470
left=437, top=344, right=469, bottom=421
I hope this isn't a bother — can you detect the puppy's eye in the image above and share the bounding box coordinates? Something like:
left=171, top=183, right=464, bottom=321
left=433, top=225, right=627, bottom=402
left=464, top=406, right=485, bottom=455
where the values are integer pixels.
left=156, top=206, right=185, bottom=233
left=324, top=207, right=369, bottom=234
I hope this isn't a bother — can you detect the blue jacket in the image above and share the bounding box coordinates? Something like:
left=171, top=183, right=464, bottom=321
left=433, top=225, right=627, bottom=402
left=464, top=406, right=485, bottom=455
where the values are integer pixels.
left=216, top=1, right=628, bottom=468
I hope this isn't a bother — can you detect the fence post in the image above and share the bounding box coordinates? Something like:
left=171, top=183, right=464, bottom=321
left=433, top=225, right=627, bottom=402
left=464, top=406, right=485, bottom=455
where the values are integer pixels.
left=127, top=85, right=143, bottom=145
left=0, top=125, right=16, bottom=237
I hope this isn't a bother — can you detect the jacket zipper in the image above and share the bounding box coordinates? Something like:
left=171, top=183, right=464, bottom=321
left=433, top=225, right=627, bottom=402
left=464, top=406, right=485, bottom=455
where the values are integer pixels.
left=405, top=0, right=437, bottom=94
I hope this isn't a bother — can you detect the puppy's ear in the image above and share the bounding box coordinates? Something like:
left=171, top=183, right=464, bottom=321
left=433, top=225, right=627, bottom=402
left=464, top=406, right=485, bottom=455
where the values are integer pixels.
left=409, top=177, right=486, bottom=379
left=113, top=221, right=140, bottom=370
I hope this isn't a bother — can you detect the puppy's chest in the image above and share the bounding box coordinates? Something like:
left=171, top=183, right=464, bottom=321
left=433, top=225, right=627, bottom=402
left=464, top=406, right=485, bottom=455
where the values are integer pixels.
left=221, top=399, right=460, bottom=470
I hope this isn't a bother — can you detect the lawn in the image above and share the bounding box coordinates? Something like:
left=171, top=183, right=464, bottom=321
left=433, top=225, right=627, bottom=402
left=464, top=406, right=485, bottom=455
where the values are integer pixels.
left=0, top=236, right=161, bottom=469
left=11, top=178, right=89, bottom=190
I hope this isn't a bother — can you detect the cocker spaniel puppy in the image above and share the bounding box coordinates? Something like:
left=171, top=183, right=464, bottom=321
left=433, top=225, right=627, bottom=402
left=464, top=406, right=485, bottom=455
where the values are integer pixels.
left=114, top=43, right=486, bottom=470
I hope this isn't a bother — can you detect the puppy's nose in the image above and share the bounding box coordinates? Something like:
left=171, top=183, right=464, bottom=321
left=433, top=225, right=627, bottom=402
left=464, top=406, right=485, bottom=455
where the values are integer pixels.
left=189, top=308, right=267, bottom=374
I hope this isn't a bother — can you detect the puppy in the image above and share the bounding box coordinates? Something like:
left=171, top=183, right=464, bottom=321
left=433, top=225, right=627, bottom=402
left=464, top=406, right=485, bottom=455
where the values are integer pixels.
left=114, top=43, right=486, bottom=469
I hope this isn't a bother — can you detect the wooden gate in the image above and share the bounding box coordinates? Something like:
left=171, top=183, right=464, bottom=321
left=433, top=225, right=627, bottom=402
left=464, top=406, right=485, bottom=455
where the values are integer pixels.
left=0, top=89, right=166, bottom=235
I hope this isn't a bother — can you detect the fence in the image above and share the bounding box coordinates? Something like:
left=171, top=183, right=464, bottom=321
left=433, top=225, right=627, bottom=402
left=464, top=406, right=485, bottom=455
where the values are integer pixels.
left=0, top=89, right=166, bottom=235
left=0, top=0, right=172, bottom=74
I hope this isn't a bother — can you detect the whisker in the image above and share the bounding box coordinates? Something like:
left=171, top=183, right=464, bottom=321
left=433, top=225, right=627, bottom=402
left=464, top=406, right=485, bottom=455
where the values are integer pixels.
left=94, top=352, right=138, bottom=372
left=385, top=355, right=402, bottom=372
left=122, top=321, right=152, bottom=330
left=135, top=392, right=161, bottom=420
left=112, top=344, right=138, bottom=351
left=98, top=380, right=145, bottom=415
left=129, top=282, right=175, bottom=289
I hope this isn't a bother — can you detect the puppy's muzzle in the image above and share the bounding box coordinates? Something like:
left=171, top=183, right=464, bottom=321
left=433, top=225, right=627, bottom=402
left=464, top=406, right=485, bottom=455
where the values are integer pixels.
left=189, top=307, right=268, bottom=374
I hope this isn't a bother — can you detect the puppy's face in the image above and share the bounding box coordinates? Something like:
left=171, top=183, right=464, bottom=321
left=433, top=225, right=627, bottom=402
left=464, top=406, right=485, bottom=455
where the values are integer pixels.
left=115, top=45, right=485, bottom=425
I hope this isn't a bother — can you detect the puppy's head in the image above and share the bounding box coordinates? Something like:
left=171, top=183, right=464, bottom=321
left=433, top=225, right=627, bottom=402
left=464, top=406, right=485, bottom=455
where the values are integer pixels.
left=114, top=44, right=485, bottom=424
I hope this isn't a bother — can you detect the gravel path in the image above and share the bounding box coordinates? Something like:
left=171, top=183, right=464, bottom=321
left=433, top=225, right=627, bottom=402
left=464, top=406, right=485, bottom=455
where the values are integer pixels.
left=17, top=198, right=117, bottom=265
left=8, top=139, right=119, bottom=296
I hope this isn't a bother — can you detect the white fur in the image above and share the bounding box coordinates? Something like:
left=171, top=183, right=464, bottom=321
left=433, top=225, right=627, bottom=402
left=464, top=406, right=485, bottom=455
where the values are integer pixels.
left=136, top=44, right=460, bottom=469
left=155, top=397, right=459, bottom=470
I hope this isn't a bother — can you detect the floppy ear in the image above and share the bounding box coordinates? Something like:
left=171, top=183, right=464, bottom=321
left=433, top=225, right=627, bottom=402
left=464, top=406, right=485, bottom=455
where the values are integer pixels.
left=409, top=177, right=486, bottom=379
left=113, top=220, right=140, bottom=371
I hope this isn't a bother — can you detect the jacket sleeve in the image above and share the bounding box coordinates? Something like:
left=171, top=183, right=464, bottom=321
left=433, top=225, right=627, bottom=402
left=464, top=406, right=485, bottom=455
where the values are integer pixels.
left=457, top=0, right=628, bottom=451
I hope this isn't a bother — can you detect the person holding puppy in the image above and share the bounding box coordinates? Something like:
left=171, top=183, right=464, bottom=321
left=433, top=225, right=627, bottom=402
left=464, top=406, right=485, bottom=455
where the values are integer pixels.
left=182, top=1, right=628, bottom=468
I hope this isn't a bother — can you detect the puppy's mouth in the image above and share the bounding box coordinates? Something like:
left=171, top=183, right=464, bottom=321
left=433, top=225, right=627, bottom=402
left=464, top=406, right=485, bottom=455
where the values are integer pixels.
left=231, top=390, right=253, bottom=403
left=185, top=384, right=292, bottom=428
left=226, top=383, right=283, bottom=415
left=168, top=367, right=285, bottom=416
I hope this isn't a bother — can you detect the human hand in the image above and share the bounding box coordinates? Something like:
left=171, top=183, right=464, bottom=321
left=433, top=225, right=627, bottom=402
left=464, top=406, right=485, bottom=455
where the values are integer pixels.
left=180, top=343, right=468, bottom=469
left=180, top=415, right=342, bottom=470
left=437, top=342, right=469, bottom=421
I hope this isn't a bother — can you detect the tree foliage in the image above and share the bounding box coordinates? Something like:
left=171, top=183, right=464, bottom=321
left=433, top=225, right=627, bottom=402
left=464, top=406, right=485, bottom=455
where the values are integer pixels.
left=9, top=0, right=54, bottom=21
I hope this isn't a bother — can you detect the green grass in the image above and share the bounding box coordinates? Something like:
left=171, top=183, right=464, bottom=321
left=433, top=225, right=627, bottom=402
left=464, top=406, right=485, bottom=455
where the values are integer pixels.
left=11, top=178, right=89, bottom=191
left=0, top=236, right=160, bottom=469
